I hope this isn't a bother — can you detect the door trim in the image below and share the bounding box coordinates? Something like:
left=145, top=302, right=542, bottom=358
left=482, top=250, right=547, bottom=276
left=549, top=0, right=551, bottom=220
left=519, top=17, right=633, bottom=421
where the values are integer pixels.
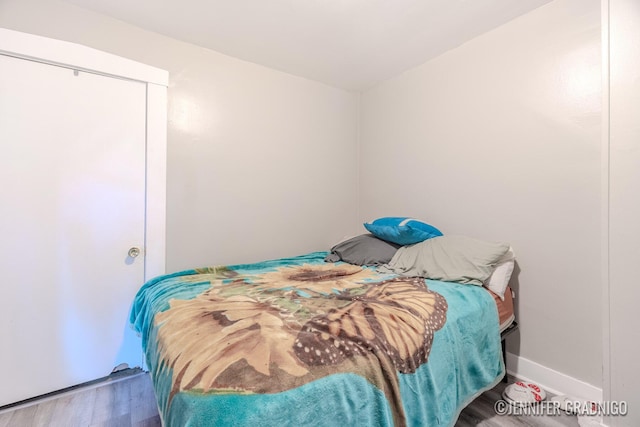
left=145, top=83, right=168, bottom=280
left=0, top=27, right=168, bottom=86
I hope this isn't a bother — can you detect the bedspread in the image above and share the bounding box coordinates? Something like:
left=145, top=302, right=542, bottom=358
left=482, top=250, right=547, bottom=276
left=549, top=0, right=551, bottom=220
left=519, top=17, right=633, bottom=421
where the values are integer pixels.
left=130, top=252, right=504, bottom=426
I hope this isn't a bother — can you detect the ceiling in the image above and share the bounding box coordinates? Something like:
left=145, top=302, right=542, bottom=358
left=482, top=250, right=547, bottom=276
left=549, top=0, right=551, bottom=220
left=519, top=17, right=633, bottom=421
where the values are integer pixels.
left=64, top=0, right=553, bottom=91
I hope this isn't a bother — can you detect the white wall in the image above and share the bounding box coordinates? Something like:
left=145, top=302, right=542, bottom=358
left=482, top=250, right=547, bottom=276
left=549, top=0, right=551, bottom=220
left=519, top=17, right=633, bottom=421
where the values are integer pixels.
left=607, top=0, right=640, bottom=424
left=359, top=0, right=602, bottom=389
left=1, top=0, right=611, bottom=399
left=0, top=0, right=360, bottom=271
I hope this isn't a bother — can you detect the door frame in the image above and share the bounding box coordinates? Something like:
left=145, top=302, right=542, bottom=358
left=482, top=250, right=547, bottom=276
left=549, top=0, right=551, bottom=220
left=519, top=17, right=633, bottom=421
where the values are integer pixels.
left=0, top=27, right=168, bottom=281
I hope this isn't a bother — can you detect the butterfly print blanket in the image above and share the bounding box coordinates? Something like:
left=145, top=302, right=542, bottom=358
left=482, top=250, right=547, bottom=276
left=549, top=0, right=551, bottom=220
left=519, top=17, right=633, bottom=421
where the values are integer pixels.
left=130, top=252, right=504, bottom=426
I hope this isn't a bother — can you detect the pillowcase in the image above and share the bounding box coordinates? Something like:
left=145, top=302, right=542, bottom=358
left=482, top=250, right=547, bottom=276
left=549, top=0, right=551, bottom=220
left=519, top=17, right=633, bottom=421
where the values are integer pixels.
left=325, top=234, right=401, bottom=266
left=379, top=235, right=510, bottom=285
left=484, top=247, right=515, bottom=300
left=363, top=217, right=443, bottom=245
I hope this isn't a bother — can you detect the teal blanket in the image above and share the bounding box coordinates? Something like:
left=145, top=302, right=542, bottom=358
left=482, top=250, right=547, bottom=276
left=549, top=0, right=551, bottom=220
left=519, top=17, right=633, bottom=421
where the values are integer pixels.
left=130, top=252, right=503, bottom=426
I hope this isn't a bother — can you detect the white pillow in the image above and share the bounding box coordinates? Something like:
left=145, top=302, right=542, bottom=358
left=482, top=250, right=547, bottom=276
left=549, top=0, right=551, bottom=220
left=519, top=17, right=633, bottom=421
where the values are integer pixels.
left=484, top=247, right=515, bottom=300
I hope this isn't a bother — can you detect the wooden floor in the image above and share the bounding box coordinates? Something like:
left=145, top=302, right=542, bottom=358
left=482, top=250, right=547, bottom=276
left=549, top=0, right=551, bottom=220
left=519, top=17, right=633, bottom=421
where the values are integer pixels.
left=0, top=372, right=580, bottom=427
left=0, top=372, right=160, bottom=427
left=457, top=380, right=580, bottom=427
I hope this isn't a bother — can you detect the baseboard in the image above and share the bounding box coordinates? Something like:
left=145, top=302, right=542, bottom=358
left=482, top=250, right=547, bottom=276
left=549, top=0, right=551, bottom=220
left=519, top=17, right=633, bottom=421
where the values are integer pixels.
left=506, top=352, right=603, bottom=402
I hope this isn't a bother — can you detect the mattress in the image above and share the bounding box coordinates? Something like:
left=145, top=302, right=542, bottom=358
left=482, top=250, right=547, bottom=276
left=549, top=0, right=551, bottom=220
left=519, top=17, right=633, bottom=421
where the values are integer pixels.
left=487, top=286, right=515, bottom=333
left=130, top=252, right=506, bottom=426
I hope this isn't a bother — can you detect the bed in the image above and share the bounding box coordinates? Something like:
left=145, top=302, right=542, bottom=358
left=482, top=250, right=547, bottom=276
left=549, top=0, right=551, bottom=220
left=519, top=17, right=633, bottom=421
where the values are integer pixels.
left=130, top=239, right=516, bottom=426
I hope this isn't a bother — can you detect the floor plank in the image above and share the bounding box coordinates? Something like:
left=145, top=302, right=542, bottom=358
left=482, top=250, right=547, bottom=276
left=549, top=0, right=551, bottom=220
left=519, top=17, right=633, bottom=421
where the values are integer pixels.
left=31, top=398, right=58, bottom=427
left=133, top=414, right=161, bottom=427
left=130, top=374, right=160, bottom=425
left=90, top=377, right=132, bottom=425
left=3, top=404, right=38, bottom=427
left=0, top=411, right=13, bottom=427
left=50, top=387, right=96, bottom=427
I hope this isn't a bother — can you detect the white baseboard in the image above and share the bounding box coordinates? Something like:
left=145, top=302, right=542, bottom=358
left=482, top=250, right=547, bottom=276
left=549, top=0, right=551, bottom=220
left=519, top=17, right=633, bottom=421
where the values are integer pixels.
left=506, top=352, right=603, bottom=403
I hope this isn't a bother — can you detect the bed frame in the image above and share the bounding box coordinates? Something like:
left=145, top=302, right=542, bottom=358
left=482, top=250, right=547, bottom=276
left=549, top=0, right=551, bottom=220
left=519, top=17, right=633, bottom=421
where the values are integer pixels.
left=500, top=321, right=519, bottom=382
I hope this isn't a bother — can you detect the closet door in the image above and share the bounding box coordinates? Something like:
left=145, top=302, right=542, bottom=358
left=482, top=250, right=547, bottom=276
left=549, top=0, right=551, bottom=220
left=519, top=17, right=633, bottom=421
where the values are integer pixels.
left=0, top=54, right=146, bottom=405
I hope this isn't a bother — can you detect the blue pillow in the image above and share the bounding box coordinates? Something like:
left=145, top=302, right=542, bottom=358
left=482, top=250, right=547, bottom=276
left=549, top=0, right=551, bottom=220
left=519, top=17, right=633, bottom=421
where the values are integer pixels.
left=363, top=217, right=443, bottom=245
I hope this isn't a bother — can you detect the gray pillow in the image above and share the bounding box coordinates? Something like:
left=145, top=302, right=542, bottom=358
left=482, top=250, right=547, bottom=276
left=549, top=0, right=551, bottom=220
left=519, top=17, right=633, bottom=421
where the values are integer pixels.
left=325, top=234, right=402, bottom=266
left=380, top=235, right=510, bottom=285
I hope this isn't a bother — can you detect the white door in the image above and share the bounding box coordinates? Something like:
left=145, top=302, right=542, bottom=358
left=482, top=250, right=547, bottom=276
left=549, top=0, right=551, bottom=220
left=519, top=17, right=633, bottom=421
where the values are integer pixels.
left=0, top=54, right=146, bottom=406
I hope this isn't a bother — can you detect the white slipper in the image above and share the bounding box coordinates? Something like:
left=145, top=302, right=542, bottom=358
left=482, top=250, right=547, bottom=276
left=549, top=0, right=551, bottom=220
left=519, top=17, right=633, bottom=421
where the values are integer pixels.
left=551, top=395, right=600, bottom=416
left=577, top=414, right=604, bottom=427
left=502, top=381, right=546, bottom=406
left=550, top=395, right=574, bottom=413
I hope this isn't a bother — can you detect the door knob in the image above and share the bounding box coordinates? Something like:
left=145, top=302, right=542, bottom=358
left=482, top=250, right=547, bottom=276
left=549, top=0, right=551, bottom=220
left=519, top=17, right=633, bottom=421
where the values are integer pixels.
left=128, top=247, right=141, bottom=258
